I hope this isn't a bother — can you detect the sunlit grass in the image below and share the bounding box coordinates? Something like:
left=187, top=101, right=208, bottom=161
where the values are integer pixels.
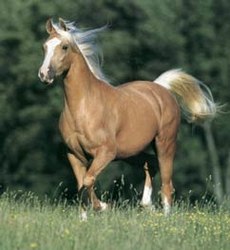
left=0, top=192, right=230, bottom=250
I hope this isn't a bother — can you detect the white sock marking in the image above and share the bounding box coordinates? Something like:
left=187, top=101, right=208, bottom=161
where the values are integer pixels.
left=79, top=210, right=88, bottom=221
left=141, top=186, right=152, bottom=206
left=163, top=196, right=171, bottom=216
left=100, top=201, right=108, bottom=211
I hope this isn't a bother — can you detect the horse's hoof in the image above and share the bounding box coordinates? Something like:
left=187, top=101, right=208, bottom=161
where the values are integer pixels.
left=140, top=203, right=156, bottom=212
left=100, top=201, right=108, bottom=211
left=79, top=210, right=88, bottom=221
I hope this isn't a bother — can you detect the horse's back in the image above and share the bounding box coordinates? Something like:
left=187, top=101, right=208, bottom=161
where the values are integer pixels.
left=117, top=80, right=180, bottom=124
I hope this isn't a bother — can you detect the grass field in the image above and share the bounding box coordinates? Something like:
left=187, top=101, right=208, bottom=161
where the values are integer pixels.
left=0, top=192, right=230, bottom=250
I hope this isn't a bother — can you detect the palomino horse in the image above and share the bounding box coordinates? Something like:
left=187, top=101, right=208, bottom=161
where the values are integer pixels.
left=38, top=18, right=217, bottom=219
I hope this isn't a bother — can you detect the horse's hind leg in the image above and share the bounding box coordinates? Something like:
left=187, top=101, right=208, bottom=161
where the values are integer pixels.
left=155, top=137, right=176, bottom=215
left=140, top=162, right=154, bottom=209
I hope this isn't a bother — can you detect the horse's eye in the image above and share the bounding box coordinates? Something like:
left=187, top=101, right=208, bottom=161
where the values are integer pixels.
left=62, top=45, right=68, bottom=51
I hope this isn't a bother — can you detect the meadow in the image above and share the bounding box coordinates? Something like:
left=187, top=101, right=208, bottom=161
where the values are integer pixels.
left=0, top=192, right=230, bottom=250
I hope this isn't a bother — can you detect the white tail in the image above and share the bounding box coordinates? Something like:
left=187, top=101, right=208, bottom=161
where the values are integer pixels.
left=154, top=69, right=218, bottom=123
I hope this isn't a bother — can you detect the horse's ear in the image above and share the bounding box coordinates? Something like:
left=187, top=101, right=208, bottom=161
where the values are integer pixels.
left=46, top=18, right=55, bottom=34
left=59, top=18, right=67, bottom=31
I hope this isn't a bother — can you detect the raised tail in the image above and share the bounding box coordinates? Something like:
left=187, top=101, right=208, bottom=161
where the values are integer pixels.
left=154, top=69, right=218, bottom=123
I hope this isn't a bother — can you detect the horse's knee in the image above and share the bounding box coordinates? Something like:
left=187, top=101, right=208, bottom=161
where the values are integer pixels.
left=83, top=174, right=95, bottom=187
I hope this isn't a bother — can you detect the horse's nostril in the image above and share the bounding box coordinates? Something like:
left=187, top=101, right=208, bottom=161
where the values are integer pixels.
left=38, top=70, right=45, bottom=81
left=40, top=72, right=44, bottom=79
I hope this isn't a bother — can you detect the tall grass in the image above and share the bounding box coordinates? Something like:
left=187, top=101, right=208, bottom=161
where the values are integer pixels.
left=0, top=191, right=230, bottom=250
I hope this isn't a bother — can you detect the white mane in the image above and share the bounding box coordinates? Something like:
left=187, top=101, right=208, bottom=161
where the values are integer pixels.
left=53, top=20, right=107, bottom=82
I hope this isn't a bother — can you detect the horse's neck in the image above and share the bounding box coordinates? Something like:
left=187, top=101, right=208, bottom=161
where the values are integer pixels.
left=63, top=53, right=107, bottom=115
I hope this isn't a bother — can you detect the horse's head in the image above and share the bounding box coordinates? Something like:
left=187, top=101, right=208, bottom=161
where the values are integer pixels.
left=38, top=18, right=75, bottom=84
left=39, top=18, right=107, bottom=84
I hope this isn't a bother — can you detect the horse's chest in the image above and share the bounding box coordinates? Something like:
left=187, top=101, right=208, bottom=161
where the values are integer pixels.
left=59, top=112, right=96, bottom=155
left=59, top=113, right=80, bottom=150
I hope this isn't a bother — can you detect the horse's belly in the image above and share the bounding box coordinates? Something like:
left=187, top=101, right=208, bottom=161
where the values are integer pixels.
left=116, top=124, right=157, bottom=158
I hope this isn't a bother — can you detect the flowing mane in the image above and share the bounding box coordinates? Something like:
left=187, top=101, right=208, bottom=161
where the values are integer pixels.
left=52, top=19, right=107, bottom=82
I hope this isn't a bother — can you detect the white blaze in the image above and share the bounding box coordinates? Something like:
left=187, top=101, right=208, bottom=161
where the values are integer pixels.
left=39, top=37, right=61, bottom=78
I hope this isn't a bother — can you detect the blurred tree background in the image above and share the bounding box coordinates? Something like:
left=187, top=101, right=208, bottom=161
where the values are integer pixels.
left=0, top=0, right=229, bottom=204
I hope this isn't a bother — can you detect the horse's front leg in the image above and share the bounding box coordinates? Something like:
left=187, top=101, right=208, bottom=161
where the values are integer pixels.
left=67, top=153, right=89, bottom=220
left=67, top=152, right=86, bottom=191
left=88, top=186, right=108, bottom=211
left=81, top=145, right=116, bottom=210
left=68, top=152, right=108, bottom=219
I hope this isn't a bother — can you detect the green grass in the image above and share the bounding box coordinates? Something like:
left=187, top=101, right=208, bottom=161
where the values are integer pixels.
left=0, top=192, right=230, bottom=250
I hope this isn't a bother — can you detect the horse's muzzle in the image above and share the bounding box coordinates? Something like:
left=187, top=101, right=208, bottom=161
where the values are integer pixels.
left=38, top=67, right=55, bottom=84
